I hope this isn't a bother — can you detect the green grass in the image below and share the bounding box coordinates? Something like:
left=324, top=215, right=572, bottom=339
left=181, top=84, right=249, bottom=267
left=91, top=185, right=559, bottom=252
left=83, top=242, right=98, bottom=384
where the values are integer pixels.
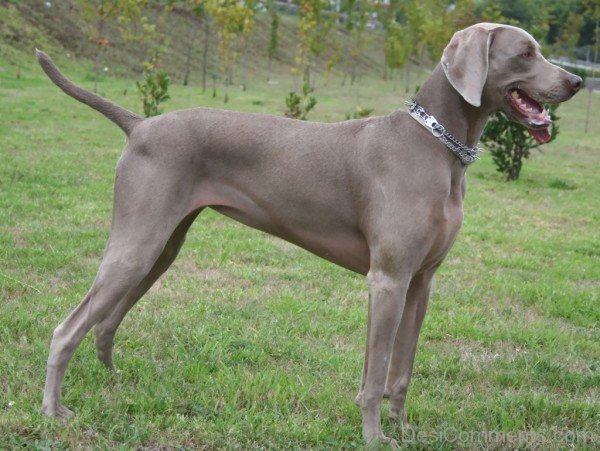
left=0, top=56, right=599, bottom=449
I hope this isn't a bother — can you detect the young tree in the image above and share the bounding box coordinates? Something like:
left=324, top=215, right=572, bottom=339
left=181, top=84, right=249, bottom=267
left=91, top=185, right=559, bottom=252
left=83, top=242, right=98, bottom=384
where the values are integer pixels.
left=115, top=1, right=155, bottom=94
left=583, top=0, right=599, bottom=132
left=169, top=1, right=211, bottom=89
left=115, top=1, right=154, bottom=45
left=383, top=21, right=409, bottom=90
left=341, top=0, right=372, bottom=85
left=133, top=2, right=174, bottom=115
left=391, top=0, right=474, bottom=92
left=179, top=1, right=204, bottom=87
left=373, top=1, right=395, bottom=81
left=325, top=37, right=344, bottom=81
left=206, top=0, right=255, bottom=102
left=182, top=25, right=199, bottom=87
left=557, top=12, right=585, bottom=60
left=78, top=0, right=161, bottom=93
left=395, top=0, right=421, bottom=91
left=146, top=2, right=174, bottom=69
left=78, top=0, right=122, bottom=92
left=527, top=3, right=552, bottom=45
left=266, top=0, right=279, bottom=82
left=340, top=0, right=355, bottom=85
left=295, top=0, right=336, bottom=89
left=403, top=0, right=474, bottom=64
left=200, top=7, right=212, bottom=92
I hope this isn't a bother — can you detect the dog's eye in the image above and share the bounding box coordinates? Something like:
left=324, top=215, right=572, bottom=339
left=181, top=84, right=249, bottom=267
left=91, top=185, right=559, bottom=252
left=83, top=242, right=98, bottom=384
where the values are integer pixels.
left=521, top=50, right=534, bottom=59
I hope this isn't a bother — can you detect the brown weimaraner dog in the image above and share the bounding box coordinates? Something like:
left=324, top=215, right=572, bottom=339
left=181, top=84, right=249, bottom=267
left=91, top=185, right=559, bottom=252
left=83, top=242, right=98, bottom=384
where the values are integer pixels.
left=37, top=23, right=581, bottom=446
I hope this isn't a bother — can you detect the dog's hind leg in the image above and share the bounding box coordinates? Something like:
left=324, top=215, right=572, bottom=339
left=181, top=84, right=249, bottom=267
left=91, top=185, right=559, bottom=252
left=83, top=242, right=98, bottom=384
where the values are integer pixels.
left=94, top=210, right=201, bottom=370
left=41, top=235, right=179, bottom=418
left=41, top=154, right=195, bottom=418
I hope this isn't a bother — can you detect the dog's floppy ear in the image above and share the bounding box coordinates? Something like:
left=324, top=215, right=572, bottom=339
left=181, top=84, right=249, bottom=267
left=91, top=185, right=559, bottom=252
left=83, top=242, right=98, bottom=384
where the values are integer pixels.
left=441, top=26, right=495, bottom=107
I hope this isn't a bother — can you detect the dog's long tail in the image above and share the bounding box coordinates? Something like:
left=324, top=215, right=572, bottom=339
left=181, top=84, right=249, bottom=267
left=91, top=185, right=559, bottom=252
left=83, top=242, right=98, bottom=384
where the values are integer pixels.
left=36, top=50, right=142, bottom=136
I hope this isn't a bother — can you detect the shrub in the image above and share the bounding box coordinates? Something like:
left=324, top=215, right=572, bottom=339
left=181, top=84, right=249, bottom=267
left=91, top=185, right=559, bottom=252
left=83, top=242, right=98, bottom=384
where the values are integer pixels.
left=345, top=106, right=374, bottom=120
left=136, top=69, right=171, bottom=117
left=480, top=105, right=560, bottom=181
left=284, top=82, right=317, bottom=120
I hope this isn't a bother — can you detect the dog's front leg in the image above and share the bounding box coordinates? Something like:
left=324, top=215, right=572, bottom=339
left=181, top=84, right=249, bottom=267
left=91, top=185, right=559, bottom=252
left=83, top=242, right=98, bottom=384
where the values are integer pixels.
left=356, top=268, right=409, bottom=448
left=384, top=269, right=435, bottom=427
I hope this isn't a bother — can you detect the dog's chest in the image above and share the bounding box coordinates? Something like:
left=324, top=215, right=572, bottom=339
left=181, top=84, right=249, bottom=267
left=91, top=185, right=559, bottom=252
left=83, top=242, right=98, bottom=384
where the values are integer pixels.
left=422, top=189, right=464, bottom=270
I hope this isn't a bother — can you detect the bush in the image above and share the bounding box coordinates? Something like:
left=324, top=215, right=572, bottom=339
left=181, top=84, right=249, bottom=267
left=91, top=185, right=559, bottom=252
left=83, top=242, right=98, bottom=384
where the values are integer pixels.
left=284, top=82, right=317, bottom=120
left=480, top=105, right=560, bottom=181
left=136, top=69, right=171, bottom=117
left=345, top=106, right=374, bottom=120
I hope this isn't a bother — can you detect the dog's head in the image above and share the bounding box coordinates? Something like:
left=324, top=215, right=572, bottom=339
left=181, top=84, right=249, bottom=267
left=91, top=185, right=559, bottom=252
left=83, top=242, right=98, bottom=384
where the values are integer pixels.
left=441, top=23, right=582, bottom=143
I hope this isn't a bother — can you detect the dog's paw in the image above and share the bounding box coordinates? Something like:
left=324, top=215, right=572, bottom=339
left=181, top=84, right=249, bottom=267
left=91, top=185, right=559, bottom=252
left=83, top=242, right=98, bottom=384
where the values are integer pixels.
left=41, top=403, right=74, bottom=419
left=365, top=434, right=399, bottom=449
left=388, top=407, right=411, bottom=428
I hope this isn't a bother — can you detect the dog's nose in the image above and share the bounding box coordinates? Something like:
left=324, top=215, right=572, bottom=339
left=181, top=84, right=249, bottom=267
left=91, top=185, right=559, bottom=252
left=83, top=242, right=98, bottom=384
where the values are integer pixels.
left=569, top=74, right=583, bottom=93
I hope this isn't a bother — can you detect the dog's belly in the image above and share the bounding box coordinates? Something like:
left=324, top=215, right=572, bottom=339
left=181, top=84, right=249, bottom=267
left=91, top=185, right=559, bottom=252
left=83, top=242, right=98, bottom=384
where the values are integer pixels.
left=211, top=204, right=370, bottom=274
left=188, top=178, right=370, bottom=274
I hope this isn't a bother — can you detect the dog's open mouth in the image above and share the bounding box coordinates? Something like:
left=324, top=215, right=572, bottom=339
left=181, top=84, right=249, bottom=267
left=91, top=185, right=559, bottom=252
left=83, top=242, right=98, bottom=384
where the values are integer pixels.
left=506, top=88, right=552, bottom=144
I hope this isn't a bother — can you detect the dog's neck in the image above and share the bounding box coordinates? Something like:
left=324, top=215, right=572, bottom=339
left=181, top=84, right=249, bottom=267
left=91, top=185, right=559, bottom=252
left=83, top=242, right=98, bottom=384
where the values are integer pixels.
left=414, top=64, right=491, bottom=149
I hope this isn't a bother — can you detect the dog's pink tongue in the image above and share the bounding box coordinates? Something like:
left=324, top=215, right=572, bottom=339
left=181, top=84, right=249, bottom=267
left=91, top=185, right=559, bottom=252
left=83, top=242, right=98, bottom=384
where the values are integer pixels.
left=528, top=127, right=551, bottom=144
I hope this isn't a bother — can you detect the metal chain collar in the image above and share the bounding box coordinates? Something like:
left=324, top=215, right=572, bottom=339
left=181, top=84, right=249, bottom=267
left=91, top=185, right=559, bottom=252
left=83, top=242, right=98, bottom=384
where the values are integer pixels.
left=407, top=100, right=483, bottom=165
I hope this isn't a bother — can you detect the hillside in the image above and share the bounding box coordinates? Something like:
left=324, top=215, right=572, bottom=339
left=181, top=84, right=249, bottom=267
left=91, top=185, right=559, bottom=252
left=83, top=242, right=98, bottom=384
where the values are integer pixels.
left=0, top=1, right=386, bottom=87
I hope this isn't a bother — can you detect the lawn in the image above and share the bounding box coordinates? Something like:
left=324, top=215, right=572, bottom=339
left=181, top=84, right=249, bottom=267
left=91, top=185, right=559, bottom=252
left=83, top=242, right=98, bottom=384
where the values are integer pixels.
left=0, top=56, right=598, bottom=449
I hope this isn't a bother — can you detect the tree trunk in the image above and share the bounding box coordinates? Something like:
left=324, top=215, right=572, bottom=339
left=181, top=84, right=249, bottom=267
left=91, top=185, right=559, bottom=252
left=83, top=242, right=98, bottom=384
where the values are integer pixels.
left=304, top=64, right=310, bottom=88
left=202, top=17, right=210, bottom=92
left=224, top=66, right=231, bottom=103
left=267, top=57, right=272, bottom=82
left=183, top=25, right=198, bottom=87
left=585, top=18, right=598, bottom=133
left=342, top=35, right=350, bottom=86
left=93, top=49, right=103, bottom=94
left=241, top=41, right=248, bottom=91
left=93, top=17, right=106, bottom=94
left=585, top=86, right=593, bottom=133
